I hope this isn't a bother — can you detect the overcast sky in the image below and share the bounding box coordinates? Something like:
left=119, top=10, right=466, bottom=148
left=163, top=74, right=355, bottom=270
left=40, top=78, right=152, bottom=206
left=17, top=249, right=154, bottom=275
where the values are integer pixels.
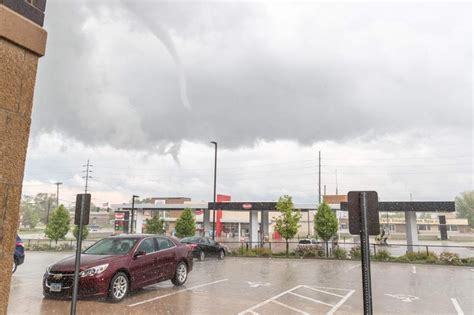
left=22, top=0, right=472, bottom=207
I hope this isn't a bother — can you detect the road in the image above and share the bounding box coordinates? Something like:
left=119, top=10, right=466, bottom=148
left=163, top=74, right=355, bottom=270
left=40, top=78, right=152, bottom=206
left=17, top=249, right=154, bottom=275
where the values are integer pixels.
left=9, top=251, right=474, bottom=314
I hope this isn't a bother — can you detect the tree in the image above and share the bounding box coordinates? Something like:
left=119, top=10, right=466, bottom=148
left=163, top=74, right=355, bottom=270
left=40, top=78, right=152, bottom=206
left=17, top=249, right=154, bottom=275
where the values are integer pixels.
left=314, top=202, right=338, bottom=257
left=21, top=202, right=40, bottom=229
left=73, top=224, right=89, bottom=240
left=455, top=191, right=474, bottom=228
left=45, top=205, right=70, bottom=244
left=33, top=193, right=56, bottom=224
left=274, top=195, right=301, bottom=256
left=175, top=208, right=196, bottom=238
left=145, top=215, right=166, bottom=234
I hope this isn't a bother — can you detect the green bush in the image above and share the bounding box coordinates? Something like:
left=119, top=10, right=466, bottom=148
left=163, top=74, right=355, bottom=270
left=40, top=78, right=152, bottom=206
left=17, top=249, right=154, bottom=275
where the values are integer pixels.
left=374, top=249, right=391, bottom=262
left=294, top=245, right=325, bottom=258
left=253, top=248, right=272, bottom=257
left=395, top=255, right=410, bottom=263
left=404, top=251, right=437, bottom=262
left=460, top=257, right=474, bottom=266
left=439, top=252, right=461, bottom=265
left=334, top=247, right=348, bottom=260
left=350, top=246, right=361, bottom=259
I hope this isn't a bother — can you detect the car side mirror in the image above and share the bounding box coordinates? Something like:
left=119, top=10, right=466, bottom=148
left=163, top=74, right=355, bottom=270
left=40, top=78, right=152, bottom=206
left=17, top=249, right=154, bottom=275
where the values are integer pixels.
left=133, top=251, right=146, bottom=259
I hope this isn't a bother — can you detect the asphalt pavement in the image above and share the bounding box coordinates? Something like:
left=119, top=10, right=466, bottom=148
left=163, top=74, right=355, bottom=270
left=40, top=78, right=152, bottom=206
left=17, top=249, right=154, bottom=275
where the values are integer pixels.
left=8, top=251, right=474, bottom=314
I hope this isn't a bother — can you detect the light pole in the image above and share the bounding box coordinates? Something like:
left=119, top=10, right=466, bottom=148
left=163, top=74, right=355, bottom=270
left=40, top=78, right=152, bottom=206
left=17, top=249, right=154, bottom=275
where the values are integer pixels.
left=54, top=182, right=62, bottom=208
left=210, top=141, right=217, bottom=240
left=130, top=195, right=139, bottom=234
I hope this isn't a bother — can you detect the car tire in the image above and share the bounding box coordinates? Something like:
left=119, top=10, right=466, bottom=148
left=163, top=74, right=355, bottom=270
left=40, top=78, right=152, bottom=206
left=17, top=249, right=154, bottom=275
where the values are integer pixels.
left=218, top=250, right=225, bottom=260
left=12, top=259, right=17, bottom=273
left=198, top=250, right=205, bottom=261
left=43, top=291, right=54, bottom=299
left=108, top=272, right=129, bottom=303
left=171, top=262, right=188, bottom=286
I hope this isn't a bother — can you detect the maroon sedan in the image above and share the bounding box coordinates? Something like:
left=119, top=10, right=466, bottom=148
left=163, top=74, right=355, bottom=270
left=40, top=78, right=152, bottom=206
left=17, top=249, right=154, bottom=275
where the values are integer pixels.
left=43, top=234, right=193, bottom=302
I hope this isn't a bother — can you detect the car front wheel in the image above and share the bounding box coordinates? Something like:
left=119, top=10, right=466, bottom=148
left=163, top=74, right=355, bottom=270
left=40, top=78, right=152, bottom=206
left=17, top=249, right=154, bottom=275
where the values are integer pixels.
left=198, top=250, right=205, bottom=261
left=172, top=262, right=188, bottom=286
left=108, top=272, right=129, bottom=303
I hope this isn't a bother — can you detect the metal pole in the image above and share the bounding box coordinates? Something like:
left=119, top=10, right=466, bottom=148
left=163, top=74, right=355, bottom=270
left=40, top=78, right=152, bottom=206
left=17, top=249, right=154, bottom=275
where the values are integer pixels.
left=211, top=141, right=217, bottom=240
left=307, top=210, right=310, bottom=237
left=131, top=196, right=135, bottom=234
left=360, top=192, right=373, bottom=315
left=71, top=194, right=85, bottom=315
left=46, top=201, right=51, bottom=224
left=55, top=182, right=62, bottom=208
left=318, top=151, right=321, bottom=204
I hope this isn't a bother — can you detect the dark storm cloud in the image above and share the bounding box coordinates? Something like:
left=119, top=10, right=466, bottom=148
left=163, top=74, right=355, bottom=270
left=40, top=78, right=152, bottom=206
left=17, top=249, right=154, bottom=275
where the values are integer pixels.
left=32, top=1, right=472, bottom=150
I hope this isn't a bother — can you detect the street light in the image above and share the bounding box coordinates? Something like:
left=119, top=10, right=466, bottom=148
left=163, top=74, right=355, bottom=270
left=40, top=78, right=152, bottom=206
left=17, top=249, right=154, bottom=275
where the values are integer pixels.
left=210, top=141, right=217, bottom=240
left=54, top=182, right=62, bottom=208
left=130, top=195, right=139, bottom=234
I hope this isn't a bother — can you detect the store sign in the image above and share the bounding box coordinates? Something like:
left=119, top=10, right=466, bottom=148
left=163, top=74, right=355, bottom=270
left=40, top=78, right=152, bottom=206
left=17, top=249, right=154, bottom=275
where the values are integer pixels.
left=242, top=203, right=253, bottom=210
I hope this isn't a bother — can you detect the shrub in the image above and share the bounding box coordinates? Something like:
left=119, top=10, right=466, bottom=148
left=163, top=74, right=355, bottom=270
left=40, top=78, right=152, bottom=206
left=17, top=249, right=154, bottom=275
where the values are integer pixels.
left=294, top=245, right=325, bottom=258
left=374, top=249, right=391, bottom=262
left=395, top=256, right=410, bottom=263
left=350, top=246, right=361, bottom=259
left=439, top=252, right=461, bottom=265
left=404, top=251, right=438, bottom=262
left=253, top=248, right=272, bottom=257
left=460, top=257, right=474, bottom=266
left=334, top=247, right=348, bottom=260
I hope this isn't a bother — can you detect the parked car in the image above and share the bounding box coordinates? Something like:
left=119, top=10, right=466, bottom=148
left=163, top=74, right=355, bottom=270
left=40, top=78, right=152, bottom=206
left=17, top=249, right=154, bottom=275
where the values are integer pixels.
left=180, top=236, right=226, bottom=261
left=12, top=235, right=25, bottom=273
left=88, top=224, right=102, bottom=232
left=297, top=239, right=319, bottom=249
left=43, top=234, right=193, bottom=302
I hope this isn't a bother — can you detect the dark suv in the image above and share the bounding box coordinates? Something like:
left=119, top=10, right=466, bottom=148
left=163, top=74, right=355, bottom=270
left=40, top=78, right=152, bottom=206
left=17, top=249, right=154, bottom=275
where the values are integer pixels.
left=13, top=235, right=25, bottom=273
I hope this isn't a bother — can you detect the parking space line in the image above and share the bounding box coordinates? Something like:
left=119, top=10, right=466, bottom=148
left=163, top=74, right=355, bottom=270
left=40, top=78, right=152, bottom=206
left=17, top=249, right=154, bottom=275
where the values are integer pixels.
left=288, top=291, right=334, bottom=307
left=238, top=285, right=303, bottom=315
left=239, top=285, right=355, bottom=315
left=412, top=266, right=416, bottom=274
left=450, top=298, right=464, bottom=315
left=303, top=286, right=344, bottom=298
left=128, top=278, right=228, bottom=307
left=326, top=289, right=355, bottom=315
left=270, top=300, right=309, bottom=314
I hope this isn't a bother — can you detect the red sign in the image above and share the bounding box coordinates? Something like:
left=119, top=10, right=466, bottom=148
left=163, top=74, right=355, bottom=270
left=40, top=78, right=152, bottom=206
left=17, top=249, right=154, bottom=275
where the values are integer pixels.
left=115, top=213, right=124, bottom=220
left=242, top=203, right=253, bottom=210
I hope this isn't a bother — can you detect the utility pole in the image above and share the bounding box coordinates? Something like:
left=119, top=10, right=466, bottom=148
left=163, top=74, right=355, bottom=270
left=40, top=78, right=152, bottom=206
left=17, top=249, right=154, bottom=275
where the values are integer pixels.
left=82, top=160, right=93, bottom=194
left=54, top=182, right=62, bottom=208
left=335, top=169, right=338, bottom=195
left=45, top=200, right=51, bottom=224
left=318, top=150, right=321, bottom=204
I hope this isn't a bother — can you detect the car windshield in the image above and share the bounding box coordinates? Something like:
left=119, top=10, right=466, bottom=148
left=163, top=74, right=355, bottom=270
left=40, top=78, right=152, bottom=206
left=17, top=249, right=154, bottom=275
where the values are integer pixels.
left=83, top=238, right=138, bottom=255
left=181, top=237, right=201, bottom=243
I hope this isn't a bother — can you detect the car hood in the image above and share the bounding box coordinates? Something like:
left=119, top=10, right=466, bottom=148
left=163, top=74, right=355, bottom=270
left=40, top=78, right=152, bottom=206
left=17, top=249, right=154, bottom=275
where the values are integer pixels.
left=50, top=254, right=122, bottom=272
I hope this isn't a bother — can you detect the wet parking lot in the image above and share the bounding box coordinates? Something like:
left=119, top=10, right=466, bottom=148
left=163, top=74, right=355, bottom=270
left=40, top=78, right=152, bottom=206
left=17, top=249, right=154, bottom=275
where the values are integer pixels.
left=9, top=251, right=474, bottom=314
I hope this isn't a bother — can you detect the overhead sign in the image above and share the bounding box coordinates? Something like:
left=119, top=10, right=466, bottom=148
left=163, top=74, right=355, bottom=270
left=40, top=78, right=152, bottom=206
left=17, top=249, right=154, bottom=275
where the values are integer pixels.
left=348, top=191, right=380, bottom=236
left=74, top=194, right=91, bottom=225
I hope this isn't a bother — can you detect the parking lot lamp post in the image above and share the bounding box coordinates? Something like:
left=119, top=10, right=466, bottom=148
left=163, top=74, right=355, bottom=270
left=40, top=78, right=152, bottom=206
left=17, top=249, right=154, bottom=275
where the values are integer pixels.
left=211, top=141, right=217, bottom=240
left=131, top=195, right=139, bottom=233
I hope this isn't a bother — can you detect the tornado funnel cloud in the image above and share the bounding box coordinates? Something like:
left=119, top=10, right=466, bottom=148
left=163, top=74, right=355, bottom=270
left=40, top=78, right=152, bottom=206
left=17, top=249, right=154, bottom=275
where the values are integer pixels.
left=123, top=2, right=191, bottom=109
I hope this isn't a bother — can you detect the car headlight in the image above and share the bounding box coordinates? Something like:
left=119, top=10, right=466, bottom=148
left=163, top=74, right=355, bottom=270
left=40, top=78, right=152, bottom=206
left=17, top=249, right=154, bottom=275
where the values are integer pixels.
left=79, top=264, right=109, bottom=278
left=46, top=264, right=53, bottom=273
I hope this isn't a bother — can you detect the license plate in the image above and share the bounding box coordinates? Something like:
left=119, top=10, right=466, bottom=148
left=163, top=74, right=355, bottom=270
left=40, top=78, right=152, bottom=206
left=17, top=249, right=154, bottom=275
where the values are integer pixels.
left=50, top=282, right=62, bottom=292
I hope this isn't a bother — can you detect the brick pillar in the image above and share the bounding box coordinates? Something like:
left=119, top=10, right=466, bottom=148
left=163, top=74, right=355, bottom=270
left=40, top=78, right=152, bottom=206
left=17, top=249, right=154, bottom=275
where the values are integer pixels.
left=0, top=1, right=47, bottom=312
